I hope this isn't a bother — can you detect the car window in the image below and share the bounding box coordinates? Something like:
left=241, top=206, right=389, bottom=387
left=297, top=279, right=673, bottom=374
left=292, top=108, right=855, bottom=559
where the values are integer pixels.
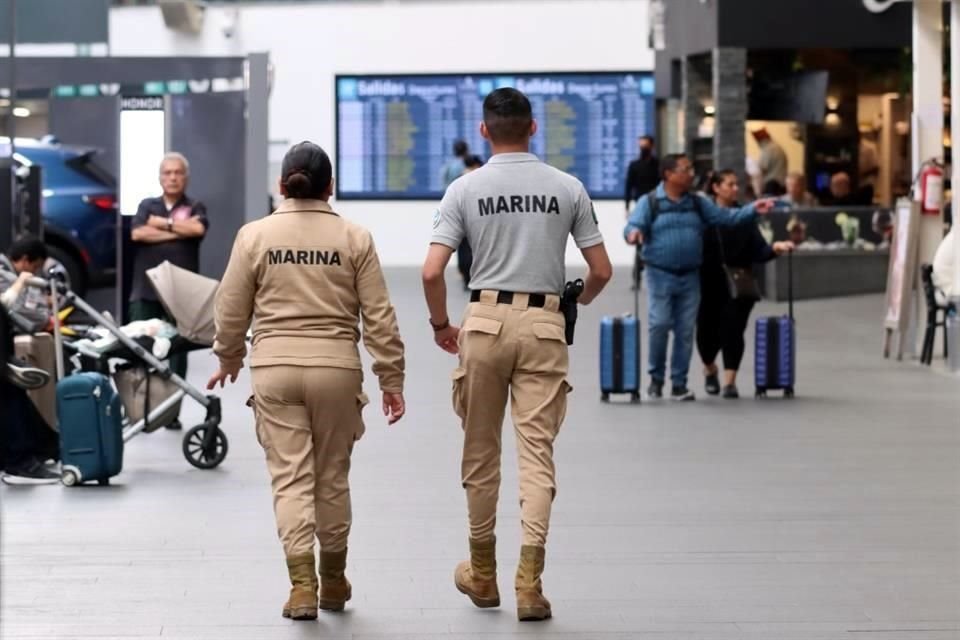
left=17, top=147, right=116, bottom=189
left=66, top=152, right=116, bottom=188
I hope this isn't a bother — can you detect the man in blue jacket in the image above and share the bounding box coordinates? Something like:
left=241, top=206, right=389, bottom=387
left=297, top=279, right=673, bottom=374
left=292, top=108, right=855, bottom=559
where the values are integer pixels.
left=625, top=154, right=776, bottom=401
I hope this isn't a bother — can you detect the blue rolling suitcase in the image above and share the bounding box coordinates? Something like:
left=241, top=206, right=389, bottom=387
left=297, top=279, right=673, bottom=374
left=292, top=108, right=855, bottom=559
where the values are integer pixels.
left=600, top=266, right=641, bottom=403
left=755, top=250, right=796, bottom=398
left=57, top=372, right=124, bottom=486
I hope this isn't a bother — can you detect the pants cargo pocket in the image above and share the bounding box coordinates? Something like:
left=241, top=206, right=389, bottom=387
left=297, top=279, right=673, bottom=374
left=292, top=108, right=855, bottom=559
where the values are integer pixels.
left=532, top=322, right=566, bottom=343
left=451, top=367, right=467, bottom=420
left=460, top=315, right=503, bottom=354
left=247, top=395, right=271, bottom=451
left=354, top=392, right=369, bottom=441
left=557, top=380, right=573, bottom=427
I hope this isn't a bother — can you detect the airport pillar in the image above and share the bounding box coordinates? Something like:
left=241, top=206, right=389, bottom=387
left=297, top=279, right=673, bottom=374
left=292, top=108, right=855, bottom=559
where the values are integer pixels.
left=913, top=0, right=944, bottom=263
left=712, top=47, right=748, bottom=184
left=682, top=54, right=711, bottom=162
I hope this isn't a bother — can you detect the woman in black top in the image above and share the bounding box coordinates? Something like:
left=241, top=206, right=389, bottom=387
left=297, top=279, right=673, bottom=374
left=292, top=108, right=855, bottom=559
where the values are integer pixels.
left=697, top=170, right=793, bottom=398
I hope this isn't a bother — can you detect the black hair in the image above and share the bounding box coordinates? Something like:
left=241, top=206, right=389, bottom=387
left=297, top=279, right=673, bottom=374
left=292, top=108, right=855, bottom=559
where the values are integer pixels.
left=640, top=135, right=655, bottom=145
left=483, top=88, right=533, bottom=144
left=9, top=235, right=47, bottom=263
left=659, top=153, right=688, bottom=180
left=762, top=179, right=787, bottom=197
left=709, top=169, right=738, bottom=198
left=695, top=169, right=715, bottom=194
left=453, top=140, right=469, bottom=157
left=464, top=154, right=484, bottom=169
left=281, top=141, right=333, bottom=199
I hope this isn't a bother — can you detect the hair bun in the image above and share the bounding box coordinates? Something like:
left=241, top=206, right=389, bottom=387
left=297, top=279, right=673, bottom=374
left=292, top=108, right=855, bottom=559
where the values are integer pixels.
left=279, top=141, right=333, bottom=200
left=284, top=171, right=313, bottom=198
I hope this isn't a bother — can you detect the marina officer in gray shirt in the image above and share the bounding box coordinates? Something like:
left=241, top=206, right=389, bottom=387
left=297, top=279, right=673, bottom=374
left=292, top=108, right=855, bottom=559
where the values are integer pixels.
left=421, top=87, right=612, bottom=623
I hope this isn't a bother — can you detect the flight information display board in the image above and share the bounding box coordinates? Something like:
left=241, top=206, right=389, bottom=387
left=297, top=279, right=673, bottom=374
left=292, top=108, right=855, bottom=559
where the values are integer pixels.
left=335, top=72, right=654, bottom=200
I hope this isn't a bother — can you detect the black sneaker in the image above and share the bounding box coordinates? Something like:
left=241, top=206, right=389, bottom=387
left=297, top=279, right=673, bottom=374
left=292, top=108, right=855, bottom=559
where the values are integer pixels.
left=722, top=385, right=739, bottom=399
left=705, top=372, right=720, bottom=396
left=4, top=359, right=50, bottom=390
left=671, top=386, right=696, bottom=402
left=165, top=419, right=183, bottom=431
left=2, top=458, right=61, bottom=485
left=647, top=380, right=663, bottom=399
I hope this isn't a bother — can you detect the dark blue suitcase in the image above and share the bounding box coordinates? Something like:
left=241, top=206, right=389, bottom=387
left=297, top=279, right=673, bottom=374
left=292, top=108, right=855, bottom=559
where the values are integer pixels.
left=57, top=372, right=124, bottom=486
left=600, top=268, right=641, bottom=403
left=755, top=250, right=796, bottom=398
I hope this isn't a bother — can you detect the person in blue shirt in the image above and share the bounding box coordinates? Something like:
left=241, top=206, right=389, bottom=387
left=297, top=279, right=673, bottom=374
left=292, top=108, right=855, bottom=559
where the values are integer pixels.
left=441, top=140, right=470, bottom=189
left=624, top=153, right=777, bottom=401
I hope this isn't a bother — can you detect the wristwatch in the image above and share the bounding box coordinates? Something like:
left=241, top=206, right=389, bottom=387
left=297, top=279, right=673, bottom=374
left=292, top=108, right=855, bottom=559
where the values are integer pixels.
left=429, top=317, right=449, bottom=332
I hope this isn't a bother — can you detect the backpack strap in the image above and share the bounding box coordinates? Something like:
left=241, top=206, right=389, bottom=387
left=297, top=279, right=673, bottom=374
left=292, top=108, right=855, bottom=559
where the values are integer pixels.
left=647, top=191, right=706, bottom=242
left=645, top=192, right=659, bottom=242
left=691, top=193, right=704, bottom=220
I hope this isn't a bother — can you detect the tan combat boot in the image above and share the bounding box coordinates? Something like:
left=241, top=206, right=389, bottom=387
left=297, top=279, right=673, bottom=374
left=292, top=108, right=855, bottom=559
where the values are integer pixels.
left=282, top=552, right=319, bottom=620
left=318, top=548, right=352, bottom=611
left=515, top=545, right=551, bottom=621
left=454, top=537, right=500, bottom=608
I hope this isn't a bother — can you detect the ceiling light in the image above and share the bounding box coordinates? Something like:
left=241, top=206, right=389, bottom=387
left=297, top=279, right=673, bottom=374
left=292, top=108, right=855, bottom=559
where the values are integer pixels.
left=13, top=107, right=31, bottom=118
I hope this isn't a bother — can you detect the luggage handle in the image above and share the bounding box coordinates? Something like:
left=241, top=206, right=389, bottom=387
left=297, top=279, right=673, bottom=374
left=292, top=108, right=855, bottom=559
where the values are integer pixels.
left=633, top=258, right=642, bottom=319
left=787, top=248, right=794, bottom=322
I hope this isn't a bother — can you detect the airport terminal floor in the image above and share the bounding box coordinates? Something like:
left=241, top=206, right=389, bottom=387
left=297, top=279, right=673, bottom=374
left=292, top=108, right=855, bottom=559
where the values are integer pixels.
left=2, top=268, right=959, bottom=640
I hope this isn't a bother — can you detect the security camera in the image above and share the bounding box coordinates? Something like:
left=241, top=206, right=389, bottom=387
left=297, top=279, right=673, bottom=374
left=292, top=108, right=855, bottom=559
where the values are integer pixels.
left=221, top=9, right=239, bottom=40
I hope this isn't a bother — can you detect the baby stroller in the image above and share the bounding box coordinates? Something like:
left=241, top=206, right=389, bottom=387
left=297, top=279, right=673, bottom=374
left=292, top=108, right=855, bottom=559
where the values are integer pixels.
left=29, top=261, right=229, bottom=479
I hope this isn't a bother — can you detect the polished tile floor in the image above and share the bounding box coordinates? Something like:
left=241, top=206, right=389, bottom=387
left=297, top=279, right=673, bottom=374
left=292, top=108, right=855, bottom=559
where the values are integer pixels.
left=2, top=269, right=958, bottom=639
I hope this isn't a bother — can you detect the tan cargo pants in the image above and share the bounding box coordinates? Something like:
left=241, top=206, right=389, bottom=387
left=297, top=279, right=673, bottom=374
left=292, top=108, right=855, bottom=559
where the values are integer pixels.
left=452, top=291, right=571, bottom=547
left=250, top=365, right=367, bottom=558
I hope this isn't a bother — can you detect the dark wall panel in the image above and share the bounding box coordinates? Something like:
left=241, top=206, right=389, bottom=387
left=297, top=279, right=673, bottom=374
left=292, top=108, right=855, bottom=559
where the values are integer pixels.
left=0, top=58, right=245, bottom=92
left=48, top=97, right=119, bottom=177
left=169, top=93, right=246, bottom=281
left=663, top=0, right=718, bottom=59
left=718, top=0, right=912, bottom=49
left=0, top=0, right=109, bottom=44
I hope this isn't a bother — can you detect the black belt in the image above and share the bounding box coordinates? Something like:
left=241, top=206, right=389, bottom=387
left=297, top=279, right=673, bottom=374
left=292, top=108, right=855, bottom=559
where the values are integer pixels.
left=470, top=290, right=547, bottom=308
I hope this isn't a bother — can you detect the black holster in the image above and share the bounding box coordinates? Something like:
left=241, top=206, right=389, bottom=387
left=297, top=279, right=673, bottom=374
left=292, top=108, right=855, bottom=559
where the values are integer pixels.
left=560, top=279, right=585, bottom=346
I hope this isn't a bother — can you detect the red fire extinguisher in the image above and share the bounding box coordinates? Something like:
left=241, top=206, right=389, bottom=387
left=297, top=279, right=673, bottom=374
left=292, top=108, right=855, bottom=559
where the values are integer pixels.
left=917, top=160, right=944, bottom=215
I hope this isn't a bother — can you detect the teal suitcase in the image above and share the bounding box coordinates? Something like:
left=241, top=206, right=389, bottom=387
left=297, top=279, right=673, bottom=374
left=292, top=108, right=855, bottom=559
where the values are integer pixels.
left=57, top=372, right=124, bottom=486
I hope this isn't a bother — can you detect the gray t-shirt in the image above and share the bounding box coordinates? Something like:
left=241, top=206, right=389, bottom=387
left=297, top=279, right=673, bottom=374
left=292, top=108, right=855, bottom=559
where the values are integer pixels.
left=431, top=152, right=603, bottom=294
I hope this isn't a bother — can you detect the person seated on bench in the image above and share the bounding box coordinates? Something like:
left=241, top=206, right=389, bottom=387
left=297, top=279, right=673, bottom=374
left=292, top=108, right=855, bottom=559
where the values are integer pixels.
left=0, top=236, right=53, bottom=335
left=0, top=305, right=60, bottom=484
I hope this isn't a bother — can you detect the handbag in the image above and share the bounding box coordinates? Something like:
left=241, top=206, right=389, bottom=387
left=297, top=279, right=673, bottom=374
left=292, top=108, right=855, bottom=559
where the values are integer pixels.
left=715, top=229, right=762, bottom=302
left=113, top=364, right=181, bottom=432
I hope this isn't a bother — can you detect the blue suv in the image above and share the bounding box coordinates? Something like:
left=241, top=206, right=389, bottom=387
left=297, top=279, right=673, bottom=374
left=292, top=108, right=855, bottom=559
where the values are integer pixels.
left=12, top=137, right=117, bottom=296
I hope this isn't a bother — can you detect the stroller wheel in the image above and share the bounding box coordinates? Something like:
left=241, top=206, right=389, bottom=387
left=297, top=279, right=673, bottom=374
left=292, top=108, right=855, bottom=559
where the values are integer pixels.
left=183, top=425, right=229, bottom=470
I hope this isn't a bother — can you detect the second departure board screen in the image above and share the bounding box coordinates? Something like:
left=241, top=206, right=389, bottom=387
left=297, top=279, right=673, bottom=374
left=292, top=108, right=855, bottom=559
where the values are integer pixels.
left=335, top=72, right=655, bottom=200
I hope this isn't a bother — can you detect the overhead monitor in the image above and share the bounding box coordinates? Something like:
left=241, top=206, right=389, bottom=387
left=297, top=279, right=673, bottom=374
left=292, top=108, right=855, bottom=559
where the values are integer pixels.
left=335, top=72, right=655, bottom=200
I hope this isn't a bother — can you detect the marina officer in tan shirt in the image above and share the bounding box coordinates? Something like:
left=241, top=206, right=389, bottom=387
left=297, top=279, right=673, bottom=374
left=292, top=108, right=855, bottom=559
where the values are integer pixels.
left=208, top=141, right=406, bottom=622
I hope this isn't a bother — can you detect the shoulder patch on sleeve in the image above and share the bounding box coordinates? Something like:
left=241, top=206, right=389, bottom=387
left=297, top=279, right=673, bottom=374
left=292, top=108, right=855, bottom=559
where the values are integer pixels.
left=432, top=209, right=442, bottom=229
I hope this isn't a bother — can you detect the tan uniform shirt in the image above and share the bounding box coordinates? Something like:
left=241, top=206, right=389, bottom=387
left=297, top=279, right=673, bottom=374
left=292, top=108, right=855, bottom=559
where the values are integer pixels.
left=213, top=199, right=405, bottom=392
